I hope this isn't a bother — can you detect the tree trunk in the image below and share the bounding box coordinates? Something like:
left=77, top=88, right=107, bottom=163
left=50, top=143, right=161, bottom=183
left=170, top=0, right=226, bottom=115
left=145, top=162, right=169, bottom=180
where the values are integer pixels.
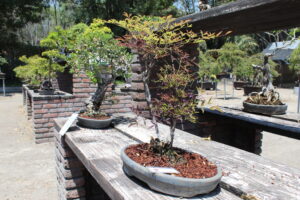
left=143, top=72, right=160, bottom=139
left=92, top=83, right=108, bottom=111
left=169, top=119, right=177, bottom=147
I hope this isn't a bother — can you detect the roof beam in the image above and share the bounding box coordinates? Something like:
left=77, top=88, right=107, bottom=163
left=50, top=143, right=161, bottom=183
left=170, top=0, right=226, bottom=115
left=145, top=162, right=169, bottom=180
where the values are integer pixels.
left=175, top=0, right=300, bottom=35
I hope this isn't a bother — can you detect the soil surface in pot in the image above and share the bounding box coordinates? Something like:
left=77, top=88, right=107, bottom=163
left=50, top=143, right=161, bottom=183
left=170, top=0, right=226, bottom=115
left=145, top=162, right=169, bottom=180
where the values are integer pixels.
left=79, top=114, right=110, bottom=120
left=125, top=143, right=217, bottom=179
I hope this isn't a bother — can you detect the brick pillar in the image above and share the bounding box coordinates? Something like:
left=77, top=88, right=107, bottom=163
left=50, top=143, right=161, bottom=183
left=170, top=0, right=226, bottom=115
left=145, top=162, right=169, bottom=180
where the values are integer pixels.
left=32, top=94, right=80, bottom=144
left=73, top=71, right=135, bottom=115
left=128, top=53, right=150, bottom=118
left=54, top=130, right=86, bottom=200
left=72, top=72, right=97, bottom=111
left=22, top=85, right=26, bottom=106
left=26, top=93, right=33, bottom=120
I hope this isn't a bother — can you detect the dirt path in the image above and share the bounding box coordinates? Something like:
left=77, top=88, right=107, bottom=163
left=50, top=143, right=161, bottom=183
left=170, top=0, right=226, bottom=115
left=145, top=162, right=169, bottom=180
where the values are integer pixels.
left=0, top=93, right=57, bottom=200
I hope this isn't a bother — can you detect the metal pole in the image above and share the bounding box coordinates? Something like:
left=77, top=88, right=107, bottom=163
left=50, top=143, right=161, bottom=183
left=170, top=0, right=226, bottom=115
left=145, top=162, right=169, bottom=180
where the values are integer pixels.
left=298, top=82, right=300, bottom=113
left=2, top=79, right=5, bottom=97
left=215, top=81, right=217, bottom=97
left=224, top=78, right=226, bottom=100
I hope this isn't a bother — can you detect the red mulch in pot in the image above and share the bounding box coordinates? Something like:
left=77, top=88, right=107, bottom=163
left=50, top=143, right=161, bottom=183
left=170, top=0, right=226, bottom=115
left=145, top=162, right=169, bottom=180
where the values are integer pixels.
left=125, top=143, right=217, bottom=179
left=79, top=114, right=110, bottom=120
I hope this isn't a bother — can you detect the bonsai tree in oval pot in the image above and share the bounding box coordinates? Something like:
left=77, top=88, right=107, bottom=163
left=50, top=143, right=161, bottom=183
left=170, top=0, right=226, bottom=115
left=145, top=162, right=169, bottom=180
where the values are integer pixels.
left=67, top=19, right=132, bottom=129
left=111, top=14, right=222, bottom=197
left=243, top=54, right=287, bottom=115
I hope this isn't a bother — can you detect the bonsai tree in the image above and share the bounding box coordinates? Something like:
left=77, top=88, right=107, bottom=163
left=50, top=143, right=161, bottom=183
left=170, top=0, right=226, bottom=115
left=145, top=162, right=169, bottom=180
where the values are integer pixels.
left=67, top=19, right=132, bottom=114
left=0, top=56, right=7, bottom=73
left=289, top=43, right=300, bottom=85
left=110, top=13, right=217, bottom=149
left=152, top=58, right=198, bottom=150
left=247, top=53, right=279, bottom=86
left=40, top=24, right=88, bottom=57
left=206, top=43, right=247, bottom=79
left=198, top=50, right=219, bottom=82
left=14, top=53, right=64, bottom=87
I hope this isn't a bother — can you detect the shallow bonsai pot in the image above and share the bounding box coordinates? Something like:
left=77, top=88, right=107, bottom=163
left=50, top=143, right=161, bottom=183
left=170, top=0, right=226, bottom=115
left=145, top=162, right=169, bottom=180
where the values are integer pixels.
left=243, top=102, right=288, bottom=116
left=216, top=73, right=230, bottom=79
left=243, top=85, right=262, bottom=96
left=39, top=89, right=55, bottom=95
left=234, top=81, right=249, bottom=90
left=77, top=115, right=113, bottom=129
left=200, top=82, right=217, bottom=90
left=121, top=145, right=222, bottom=197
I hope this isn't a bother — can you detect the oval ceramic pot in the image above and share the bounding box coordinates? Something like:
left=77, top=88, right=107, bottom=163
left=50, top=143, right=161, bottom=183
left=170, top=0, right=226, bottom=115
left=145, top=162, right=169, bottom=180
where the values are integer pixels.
left=243, top=102, right=288, bottom=115
left=121, top=145, right=222, bottom=197
left=243, top=86, right=262, bottom=96
left=77, top=116, right=113, bottom=129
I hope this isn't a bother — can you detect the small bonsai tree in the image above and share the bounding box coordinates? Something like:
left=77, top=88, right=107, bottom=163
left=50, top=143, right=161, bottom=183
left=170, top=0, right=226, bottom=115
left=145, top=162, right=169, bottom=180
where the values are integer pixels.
left=198, top=50, right=219, bottom=82
left=67, top=19, right=132, bottom=114
left=110, top=14, right=218, bottom=150
left=289, top=43, right=300, bottom=85
left=0, top=56, right=7, bottom=73
left=14, top=53, right=64, bottom=87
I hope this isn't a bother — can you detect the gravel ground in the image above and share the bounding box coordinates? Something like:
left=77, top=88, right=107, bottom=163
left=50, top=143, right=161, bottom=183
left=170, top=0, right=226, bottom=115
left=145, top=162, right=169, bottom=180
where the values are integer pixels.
left=0, top=93, right=57, bottom=200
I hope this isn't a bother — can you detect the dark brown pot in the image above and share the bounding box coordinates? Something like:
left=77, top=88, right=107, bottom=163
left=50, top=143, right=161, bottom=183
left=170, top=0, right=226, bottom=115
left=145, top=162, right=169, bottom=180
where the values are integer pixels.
left=216, top=73, right=230, bottom=79
left=243, top=86, right=262, bottom=96
left=234, top=81, right=249, bottom=90
left=199, top=82, right=217, bottom=90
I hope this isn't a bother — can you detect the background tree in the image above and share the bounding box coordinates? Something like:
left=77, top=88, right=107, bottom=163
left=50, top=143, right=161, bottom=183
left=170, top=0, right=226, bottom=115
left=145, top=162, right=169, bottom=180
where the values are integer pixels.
left=289, top=44, right=300, bottom=83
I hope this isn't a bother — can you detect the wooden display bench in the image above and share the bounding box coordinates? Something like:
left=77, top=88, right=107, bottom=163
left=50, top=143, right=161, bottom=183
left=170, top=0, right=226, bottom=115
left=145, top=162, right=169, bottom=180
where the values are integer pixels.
left=182, top=106, right=300, bottom=155
left=54, top=115, right=300, bottom=200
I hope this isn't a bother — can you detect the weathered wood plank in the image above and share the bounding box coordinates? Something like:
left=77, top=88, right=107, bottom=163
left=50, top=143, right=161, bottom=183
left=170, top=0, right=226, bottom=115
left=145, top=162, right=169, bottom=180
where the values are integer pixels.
left=64, top=126, right=241, bottom=200
left=114, top=116, right=300, bottom=200
left=222, top=106, right=300, bottom=123
left=174, top=0, right=300, bottom=35
left=203, top=107, right=300, bottom=139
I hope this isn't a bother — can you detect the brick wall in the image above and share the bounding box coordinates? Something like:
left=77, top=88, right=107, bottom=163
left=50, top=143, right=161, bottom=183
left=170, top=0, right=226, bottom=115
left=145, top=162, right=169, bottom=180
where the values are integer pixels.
left=54, top=123, right=111, bottom=200
left=72, top=71, right=134, bottom=115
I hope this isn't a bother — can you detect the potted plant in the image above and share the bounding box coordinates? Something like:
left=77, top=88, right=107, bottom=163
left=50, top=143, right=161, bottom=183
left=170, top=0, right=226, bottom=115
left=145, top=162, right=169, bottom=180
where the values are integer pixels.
left=0, top=55, right=7, bottom=79
left=198, top=50, right=218, bottom=90
left=66, top=19, right=132, bottom=129
left=289, top=43, right=300, bottom=95
left=243, top=53, right=279, bottom=95
left=111, top=14, right=222, bottom=197
left=243, top=54, right=287, bottom=115
left=14, top=52, right=64, bottom=94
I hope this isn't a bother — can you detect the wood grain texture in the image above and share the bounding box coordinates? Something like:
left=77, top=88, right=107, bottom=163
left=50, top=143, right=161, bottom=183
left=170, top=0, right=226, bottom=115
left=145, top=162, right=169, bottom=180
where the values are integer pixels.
left=62, top=124, right=241, bottom=200
left=174, top=0, right=300, bottom=35
left=202, top=106, right=300, bottom=139
left=114, top=116, right=300, bottom=200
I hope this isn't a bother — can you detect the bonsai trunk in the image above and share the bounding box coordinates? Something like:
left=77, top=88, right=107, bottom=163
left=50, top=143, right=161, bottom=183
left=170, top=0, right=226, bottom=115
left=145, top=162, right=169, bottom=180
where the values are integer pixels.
left=143, top=70, right=160, bottom=139
left=92, top=83, right=109, bottom=111
left=169, top=118, right=177, bottom=147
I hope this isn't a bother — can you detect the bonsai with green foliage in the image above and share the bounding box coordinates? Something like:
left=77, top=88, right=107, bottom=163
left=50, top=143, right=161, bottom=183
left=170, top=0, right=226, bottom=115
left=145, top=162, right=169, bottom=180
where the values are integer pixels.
left=66, top=19, right=132, bottom=113
left=289, top=43, right=300, bottom=84
left=14, top=52, right=64, bottom=87
left=0, top=56, right=7, bottom=73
